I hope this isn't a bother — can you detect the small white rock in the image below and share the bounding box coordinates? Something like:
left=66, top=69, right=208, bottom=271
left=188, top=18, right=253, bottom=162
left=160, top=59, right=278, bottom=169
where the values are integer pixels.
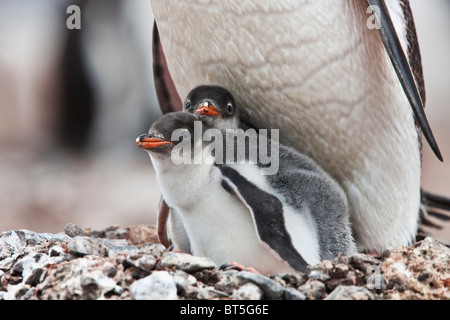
left=231, top=283, right=263, bottom=300
left=130, top=271, right=178, bottom=300
left=159, top=253, right=216, bottom=273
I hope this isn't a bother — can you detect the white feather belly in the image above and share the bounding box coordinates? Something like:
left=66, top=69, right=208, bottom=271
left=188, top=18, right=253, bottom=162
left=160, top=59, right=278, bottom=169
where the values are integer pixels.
left=156, top=162, right=295, bottom=274
left=151, top=0, right=421, bottom=252
left=228, top=163, right=321, bottom=265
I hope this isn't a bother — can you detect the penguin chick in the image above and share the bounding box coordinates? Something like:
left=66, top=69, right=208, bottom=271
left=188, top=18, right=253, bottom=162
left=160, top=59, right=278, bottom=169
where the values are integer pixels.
left=137, top=111, right=356, bottom=273
left=157, top=85, right=249, bottom=251
left=184, top=85, right=241, bottom=130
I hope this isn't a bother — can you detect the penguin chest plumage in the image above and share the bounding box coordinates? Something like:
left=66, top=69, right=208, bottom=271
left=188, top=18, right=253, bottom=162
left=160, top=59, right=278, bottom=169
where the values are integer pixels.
left=150, top=0, right=422, bottom=252
left=158, top=164, right=298, bottom=274
left=226, top=162, right=322, bottom=265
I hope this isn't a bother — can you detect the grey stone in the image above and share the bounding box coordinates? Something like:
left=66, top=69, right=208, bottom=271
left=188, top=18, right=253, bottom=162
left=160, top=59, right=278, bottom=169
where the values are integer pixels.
left=172, top=270, right=208, bottom=299
left=0, top=257, right=15, bottom=271
left=279, top=273, right=308, bottom=287
left=214, top=270, right=240, bottom=294
left=130, top=271, right=178, bottom=300
left=125, top=253, right=156, bottom=272
left=172, top=270, right=198, bottom=289
left=12, top=257, right=34, bottom=276
left=283, top=287, right=307, bottom=300
left=64, top=223, right=84, bottom=237
left=192, top=268, right=221, bottom=285
left=80, top=271, right=122, bottom=299
left=105, top=227, right=128, bottom=239
left=346, top=253, right=383, bottom=272
left=308, top=269, right=331, bottom=281
left=67, top=237, right=108, bottom=257
left=330, top=263, right=349, bottom=278
left=96, top=238, right=129, bottom=250
left=140, top=243, right=166, bottom=256
left=236, top=271, right=285, bottom=300
left=159, top=253, right=216, bottom=273
left=49, top=245, right=65, bottom=257
left=298, top=280, right=326, bottom=300
left=207, top=288, right=229, bottom=299
left=325, top=285, right=375, bottom=300
left=0, top=230, right=70, bottom=260
left=108, top=245, right=138, bottom=257
left=231, top=282, right=263, bottom=300
left=18, top=230, right=66, bottom=246
left=25, top=268, right=46, bottom=286
left=45, top=233, right=71, bottom=243
left=0, top=231, right=24, bottom=259
left=35, top=256, right=122, bottom=300
left=19, top=288, right=35, bottom=300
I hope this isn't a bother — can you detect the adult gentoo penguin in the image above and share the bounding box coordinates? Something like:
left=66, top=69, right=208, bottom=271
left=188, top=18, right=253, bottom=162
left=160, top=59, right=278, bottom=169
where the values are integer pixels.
left=136, top=111, right=355, bottom=273
left=150, top=0, right=445, bottom=252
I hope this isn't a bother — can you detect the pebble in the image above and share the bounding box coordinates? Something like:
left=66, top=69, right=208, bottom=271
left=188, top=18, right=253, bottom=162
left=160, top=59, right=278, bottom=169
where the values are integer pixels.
left=284, top=287, right=307, bottom=300
left=159, top=252, right=216, bottom=273
left=236, top=271, right=305, bottom=300
left=308, top=269, right=331, bottom=281
left=214, top=270, right=241, bottom=294
left=64, top=223, right=84, bottom=238
left=80, top=270, right=122, bottom=299
left=125, top=253, right=156, bottom=272
left=67, top=237, right=109, bottom=257
left=298, top=280, right=326, bottom=300
left=231, top=282, right=263, bottom=300
left=25, top=268, right=46, bottom=286
left=1, top=230, right=69, bottom=259
left=1, top=225, right=448, bottom=300
left=325, top=285, right=375, bottom=300
left=172, top=270, right=198, bottom=289
left=237, top=271, right=285, bottom=299
left=130, top=271, right=178, bottom=300
left=108, top=245, right=138, bottom=257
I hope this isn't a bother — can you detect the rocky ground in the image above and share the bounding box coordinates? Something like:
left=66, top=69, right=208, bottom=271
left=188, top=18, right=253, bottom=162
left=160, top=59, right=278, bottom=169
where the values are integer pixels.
left=0, top=224, right=448, bottom=300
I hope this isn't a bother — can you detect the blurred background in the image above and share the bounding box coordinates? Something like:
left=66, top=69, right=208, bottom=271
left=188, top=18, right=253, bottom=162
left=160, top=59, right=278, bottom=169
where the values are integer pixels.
left=0, top=0, right=448, bottom=243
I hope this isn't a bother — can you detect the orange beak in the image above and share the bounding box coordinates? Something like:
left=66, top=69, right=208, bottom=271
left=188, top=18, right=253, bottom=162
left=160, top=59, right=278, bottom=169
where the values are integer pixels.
left=136, top=134, right=174, bottom=150
left=195, top=103, right=223, bottom=118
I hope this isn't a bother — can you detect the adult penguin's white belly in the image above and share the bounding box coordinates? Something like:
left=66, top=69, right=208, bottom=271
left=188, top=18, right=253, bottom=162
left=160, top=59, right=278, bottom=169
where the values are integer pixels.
left=150, top=0, right=421, bottom=252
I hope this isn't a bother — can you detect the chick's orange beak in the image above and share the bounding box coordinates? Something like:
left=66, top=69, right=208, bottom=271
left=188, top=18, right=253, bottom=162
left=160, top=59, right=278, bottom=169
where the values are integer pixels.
left=195, top=103, right=223, bottom=118
left=136, top=134, right=174, bottom=150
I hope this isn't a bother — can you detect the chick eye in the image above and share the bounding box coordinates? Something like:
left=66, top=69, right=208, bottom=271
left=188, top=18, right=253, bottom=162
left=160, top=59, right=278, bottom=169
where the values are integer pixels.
left=185, top=100, right=191, bottom=109
left=226, top=103, right=233, bottom=114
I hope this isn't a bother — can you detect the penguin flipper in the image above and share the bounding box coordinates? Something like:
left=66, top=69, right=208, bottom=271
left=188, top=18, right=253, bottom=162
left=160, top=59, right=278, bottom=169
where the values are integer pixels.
left=219, top=166, right=308, bottom=272
left=152, top=22, right=182, bottom=114
left=366, top=0, right=442, bottom=161
left=157, top=195, right=171, bottom=248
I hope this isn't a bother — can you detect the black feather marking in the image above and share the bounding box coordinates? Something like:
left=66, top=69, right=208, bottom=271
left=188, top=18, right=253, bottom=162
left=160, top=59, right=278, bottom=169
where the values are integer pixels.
left=152, top=22, right=182, bottom=114
left=220, top=166, right=308, bottom=272
left=366, top=0, right=442, bottom=161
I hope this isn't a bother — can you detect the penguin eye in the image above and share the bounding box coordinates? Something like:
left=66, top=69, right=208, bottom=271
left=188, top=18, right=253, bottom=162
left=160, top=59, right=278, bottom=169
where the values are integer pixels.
left=226, top=103, right=233, bottom=114
left=185, top=100, right=191, bottom=109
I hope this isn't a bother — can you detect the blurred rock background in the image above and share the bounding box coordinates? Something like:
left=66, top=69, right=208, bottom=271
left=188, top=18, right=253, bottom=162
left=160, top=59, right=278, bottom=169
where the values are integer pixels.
left=0, top=0, right=448, bottom=243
